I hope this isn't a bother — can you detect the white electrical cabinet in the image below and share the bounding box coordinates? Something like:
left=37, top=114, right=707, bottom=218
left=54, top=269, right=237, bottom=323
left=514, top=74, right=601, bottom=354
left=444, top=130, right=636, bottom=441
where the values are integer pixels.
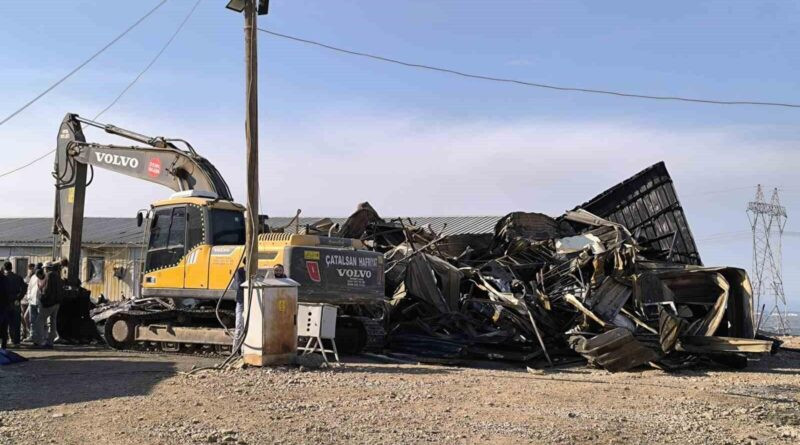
left=297, top=303, right=339, bottom=362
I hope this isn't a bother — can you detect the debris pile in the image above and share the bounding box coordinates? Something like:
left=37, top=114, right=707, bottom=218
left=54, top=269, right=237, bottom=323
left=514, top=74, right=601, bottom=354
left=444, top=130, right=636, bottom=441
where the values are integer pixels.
left=324, top=162, right=775, bottom=371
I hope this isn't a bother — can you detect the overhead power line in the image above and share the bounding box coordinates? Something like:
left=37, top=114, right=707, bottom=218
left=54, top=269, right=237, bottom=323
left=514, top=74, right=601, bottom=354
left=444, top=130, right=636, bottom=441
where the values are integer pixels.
left=0, top=150, right=56, bottom=179
left=0, top=0, right=168, bottom=128
left=258, top=28, right=800, bottom=109
left=680, top=185, right=757, bottom=198
left=94, top=0, right=202, bottom=120
left=698, top=230, right=800, bottom=243
left=0, top=0, right=201, bottom=180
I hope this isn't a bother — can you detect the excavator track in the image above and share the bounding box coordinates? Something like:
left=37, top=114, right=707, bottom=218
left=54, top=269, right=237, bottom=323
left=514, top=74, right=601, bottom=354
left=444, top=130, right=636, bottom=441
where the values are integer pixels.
left=104, top=308, right=236, bottom=355
left=104, top=311, right=386, bottom=357
left=335, top=316, right=386, bottom=354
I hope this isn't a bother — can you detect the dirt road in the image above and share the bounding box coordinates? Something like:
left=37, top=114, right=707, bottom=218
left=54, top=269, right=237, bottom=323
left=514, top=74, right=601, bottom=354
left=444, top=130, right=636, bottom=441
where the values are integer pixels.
left=1, top=340, right=799, bottom=445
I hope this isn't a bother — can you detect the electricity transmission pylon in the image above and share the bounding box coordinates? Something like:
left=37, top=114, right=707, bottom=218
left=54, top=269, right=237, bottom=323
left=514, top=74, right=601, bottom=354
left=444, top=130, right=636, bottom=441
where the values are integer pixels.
left=747, top=185, right=789, bottom=334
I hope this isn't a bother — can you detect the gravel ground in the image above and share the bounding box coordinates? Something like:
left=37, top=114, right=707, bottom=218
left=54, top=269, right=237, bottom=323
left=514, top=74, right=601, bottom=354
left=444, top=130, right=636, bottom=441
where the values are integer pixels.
left=1, top=338, right=799, bottom=445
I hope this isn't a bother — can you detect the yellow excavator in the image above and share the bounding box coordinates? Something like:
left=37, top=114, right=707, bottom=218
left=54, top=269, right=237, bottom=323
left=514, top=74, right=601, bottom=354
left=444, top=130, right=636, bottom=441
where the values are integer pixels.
left=53, top=113, right=386, bottom=353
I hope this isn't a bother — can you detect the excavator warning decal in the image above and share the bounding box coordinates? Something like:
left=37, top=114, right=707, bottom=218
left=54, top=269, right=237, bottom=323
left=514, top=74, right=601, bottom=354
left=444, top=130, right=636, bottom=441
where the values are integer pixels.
left=306, top=261, right=321, bottom=282
left=147, top=157, right=162, bottom=177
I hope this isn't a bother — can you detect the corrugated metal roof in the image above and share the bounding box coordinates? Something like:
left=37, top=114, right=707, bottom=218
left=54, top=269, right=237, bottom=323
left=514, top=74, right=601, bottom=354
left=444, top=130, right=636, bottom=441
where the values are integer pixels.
left=392, top=216, right=500, bottom=236
left=0, top=216, right=500, bottom=246
left=0, top=218, right=143, bottom=246
left=269, top=216, right=499, bottom=237
left=573, top=161, right=702, bottom=266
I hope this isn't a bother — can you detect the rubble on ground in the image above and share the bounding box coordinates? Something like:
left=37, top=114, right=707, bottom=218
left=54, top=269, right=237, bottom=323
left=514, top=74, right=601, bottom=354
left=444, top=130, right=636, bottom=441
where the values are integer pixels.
left=315, top=162, right=777, bottom=371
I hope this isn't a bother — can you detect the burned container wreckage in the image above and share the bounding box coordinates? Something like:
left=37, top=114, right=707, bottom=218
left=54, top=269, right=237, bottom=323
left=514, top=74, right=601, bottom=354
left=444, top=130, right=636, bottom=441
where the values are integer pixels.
left=317, top=161, right=773, bottom=371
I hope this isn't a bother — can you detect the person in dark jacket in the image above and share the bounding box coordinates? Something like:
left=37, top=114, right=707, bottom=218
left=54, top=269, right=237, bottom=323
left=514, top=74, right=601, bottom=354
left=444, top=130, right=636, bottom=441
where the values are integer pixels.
left=36, top=262, right=63, bottom=348
left=4, top=261, right=26, bottom=347
left=0, top=271, right=9, bottom=349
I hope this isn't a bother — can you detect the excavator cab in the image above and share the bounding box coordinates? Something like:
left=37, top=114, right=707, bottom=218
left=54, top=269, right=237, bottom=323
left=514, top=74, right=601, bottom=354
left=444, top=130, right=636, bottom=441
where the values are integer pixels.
left=140, top=192, right=246, bottom=299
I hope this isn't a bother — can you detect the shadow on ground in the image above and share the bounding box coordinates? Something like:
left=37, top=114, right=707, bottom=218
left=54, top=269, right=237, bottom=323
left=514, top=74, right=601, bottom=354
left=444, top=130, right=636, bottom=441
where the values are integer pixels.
left=0, top=352, right=176, bottom=411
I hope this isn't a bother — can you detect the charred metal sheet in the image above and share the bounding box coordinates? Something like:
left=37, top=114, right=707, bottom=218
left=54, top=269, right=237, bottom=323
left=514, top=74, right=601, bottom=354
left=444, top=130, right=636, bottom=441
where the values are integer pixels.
left=658, top=309, right=688, bottom=352
left=676, top=336, right=772, bottom=354
left=392, top=254, right=459, bottom=314
left=337, top=202, right=383, bottom=239
left=494, top=212, right=574, bottom=246
left=633, top=272, right=676, bottom=320
left=570, top=328, right=659, bottom=372
left=586, top=278, right=632, bottom=323
left=570, top=161, right=702, bottom=266
left=655, top=269, right=730, bottom=336
left=714, top=267, right=756, bottom=339
left=434, top=233, right=494, bottom=261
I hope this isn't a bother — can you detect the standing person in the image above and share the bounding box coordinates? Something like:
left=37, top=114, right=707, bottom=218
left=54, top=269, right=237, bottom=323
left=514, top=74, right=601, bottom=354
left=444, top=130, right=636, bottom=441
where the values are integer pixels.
left=232, top=261, right=247, bottom=349
left=4, top=261, right=26, bottom=347
left=20, top=263, right=36, bottom=340
left=37, top=262, right=63, bottom=348
left=0, top=268, right=9, bottom=349
left=24, top=263, right=35, bottom=283
left=24, top=267, right=44, bottom=344
left=59, top=258, right=70, bottom=282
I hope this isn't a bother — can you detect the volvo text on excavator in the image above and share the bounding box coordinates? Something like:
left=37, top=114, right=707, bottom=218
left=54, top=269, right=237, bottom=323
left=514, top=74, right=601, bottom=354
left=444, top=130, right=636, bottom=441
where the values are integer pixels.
left=52, top=113, right=386, bottom=353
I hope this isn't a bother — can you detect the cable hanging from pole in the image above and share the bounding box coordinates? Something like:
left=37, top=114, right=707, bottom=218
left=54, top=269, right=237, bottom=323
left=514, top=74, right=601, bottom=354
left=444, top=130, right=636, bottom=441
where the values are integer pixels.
left=93, top=0, right=203, bottom=120
left=258, top=27, right=800, bottom=109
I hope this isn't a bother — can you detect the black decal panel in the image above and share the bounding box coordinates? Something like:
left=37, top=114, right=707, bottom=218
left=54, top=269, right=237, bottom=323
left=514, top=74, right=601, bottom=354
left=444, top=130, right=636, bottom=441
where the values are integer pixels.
left=286, top=247, right=385, bottom=305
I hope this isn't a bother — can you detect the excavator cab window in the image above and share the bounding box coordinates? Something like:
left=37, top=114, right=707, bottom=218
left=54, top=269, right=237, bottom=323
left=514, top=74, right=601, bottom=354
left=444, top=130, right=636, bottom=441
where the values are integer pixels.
left=149, top=209, right=172, bottom=250
left=146, top=206, right=187, bottom=271
left=186, top=206, right=204, bottom=252
left=168, top=207, right=186, bottom=248
left=209, top=209, right=245, bottom=245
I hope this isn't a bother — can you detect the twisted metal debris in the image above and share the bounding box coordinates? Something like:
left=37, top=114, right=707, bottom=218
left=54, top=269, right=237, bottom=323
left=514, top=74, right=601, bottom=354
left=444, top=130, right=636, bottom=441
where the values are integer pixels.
left=316, top=162, right=775, bottom=371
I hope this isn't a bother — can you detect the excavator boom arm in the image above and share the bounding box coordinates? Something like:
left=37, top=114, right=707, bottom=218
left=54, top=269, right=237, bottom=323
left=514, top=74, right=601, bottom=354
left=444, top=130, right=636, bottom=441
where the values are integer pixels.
left=52, top=113, right=233, bottom=283
left=68, top=142, right=226, bottom=195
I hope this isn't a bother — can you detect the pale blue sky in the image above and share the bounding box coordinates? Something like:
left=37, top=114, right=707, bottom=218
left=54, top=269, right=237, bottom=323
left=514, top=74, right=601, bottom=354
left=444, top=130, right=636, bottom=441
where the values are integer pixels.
left=0, top=1, right=798, bottom=308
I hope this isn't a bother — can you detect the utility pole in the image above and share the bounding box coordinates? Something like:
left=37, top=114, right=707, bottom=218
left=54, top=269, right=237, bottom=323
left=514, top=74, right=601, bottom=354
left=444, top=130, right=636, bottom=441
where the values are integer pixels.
left=243, top=0, right=259, bottom=280
left=227, top=0, right=268, bottom=279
